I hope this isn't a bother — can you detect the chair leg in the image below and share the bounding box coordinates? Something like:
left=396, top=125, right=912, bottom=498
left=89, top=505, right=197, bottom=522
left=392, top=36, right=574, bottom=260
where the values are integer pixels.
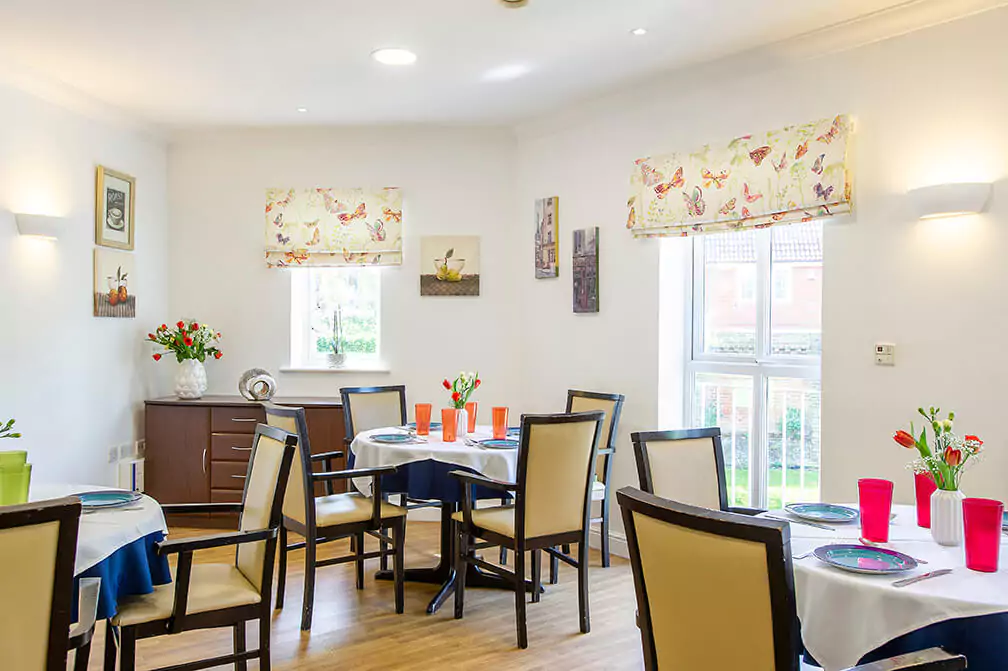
left=379, top=495, right=390, bottom=571
left=119, top=626, right=136, bottom=671
left=578, top=539, right=591, bottom=634
left=233, top=622, right=247, bottom=671
left=601, top=494, right=611, bottom=568
left=74, top=640, right=92, bottom=671
left=355, top=531, right=365, bottom=590
left=454, top=524, right=468, bottom=619
left=393, top=518, right=406, bottom=614
left=513, top=548, right=528, bottom=649
left=301, top=535, right=317, bottom=631
left=549, top=545, right=559, bottom=584
left=275, top=525, right=288, bottom=609
left=259, top=614, right=272, bottom=671
left=498, top=496, right=509, bottom=565
left=530, top=549, right=542, bottom=603
left=103, top=620, right=117, bottom=671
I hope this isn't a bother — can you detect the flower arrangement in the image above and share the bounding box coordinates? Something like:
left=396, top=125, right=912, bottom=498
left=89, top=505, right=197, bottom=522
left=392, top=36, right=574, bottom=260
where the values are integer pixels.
left=323, top=307, right=344, bottom=355
left=147, top=321, right=223, bottom=363
left=0, top=418, right=20, bottom=439
left=894, top=406, right=983, bottom=491
left=442, top=371, right=480, bottom=409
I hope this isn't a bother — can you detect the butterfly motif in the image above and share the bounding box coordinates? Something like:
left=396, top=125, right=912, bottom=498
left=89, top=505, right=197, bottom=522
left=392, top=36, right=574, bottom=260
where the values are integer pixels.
left=338, top=202, right=367, bottom=224
left=750, top=146, right=772, bottom=166
left=728, top=134, right=753, bottom=149
left=811, top=153, right=825, bottom=175
left=743, top=183, right=763, bottom=203
left=813, top=182, right=835, bottom=201
left=795, top=140, right=808, bottom=160
left=817, top=116, right=843, bottom=144
left=272, top=213, right=284, bottom=227
left=638, top=162, right=666, bottom=187
left=342, top=248, right=364, bottom=264
left=276, top=232, right=290, bottom=245
left=719, top=198, right=737, bottom=215
left=702, top=168, right=730, bottom=189
left=366, top=220, right=386, bottom=242
left=682, top=186, right=706, bottom=217
left=771, top=211, right=788, bottom=222
left=741, top=206, right=752, bottom=220
left=654, top=167, right=685, bottom=198
left=383, top=207, right=402, bottom=223
left=316, top=189, right=343, bottom=215
left=773, top=153, right=788, bottom=174
left=306, top=227, right=321, bottom=246
left=627, top=199, right=637, bottom=229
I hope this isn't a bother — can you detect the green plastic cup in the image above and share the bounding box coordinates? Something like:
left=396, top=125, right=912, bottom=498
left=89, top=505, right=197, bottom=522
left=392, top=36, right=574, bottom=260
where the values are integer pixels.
left=0, top=451, right=27, bottom=468
left=0, top=463, right=31, bottom=505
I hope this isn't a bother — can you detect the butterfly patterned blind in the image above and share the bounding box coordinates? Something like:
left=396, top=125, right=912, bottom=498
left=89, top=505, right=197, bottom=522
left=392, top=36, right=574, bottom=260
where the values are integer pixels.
left=627, top=115, right=852, bottom=238
left=264, top=187, right=403, bottom=267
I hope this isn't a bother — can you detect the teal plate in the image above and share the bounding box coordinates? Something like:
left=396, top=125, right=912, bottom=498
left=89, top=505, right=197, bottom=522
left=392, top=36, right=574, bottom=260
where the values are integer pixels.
left=813, top=544, right=917, bottom=575
left=77, top=490, right=142, bottom=509
left=1003, top=511, right=1007, bottom=530
left=480, top=439, right=519, bottom=450
left=785, top=503, right=859, bottom=524
left=371, top=433, right=415, bottom=444
left=405, top=422, right=442, bottom=430
left=506, top=427, right=520, bottom=437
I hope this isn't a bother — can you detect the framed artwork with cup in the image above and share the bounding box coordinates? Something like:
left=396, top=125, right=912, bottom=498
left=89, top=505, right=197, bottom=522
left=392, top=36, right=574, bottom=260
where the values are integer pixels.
left=95, top=165, right=136, bottom=250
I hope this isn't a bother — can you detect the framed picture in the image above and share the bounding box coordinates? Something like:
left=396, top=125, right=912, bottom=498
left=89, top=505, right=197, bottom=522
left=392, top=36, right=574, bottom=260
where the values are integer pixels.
left=95, top=165, right=136, bottom=250
left=420, top=235, right=480, bottom=297
left=573, top=227, right=599, bottom=313
left=93, top=248, right=136, bottom=318
left=534, top=196, right=559, bottom=279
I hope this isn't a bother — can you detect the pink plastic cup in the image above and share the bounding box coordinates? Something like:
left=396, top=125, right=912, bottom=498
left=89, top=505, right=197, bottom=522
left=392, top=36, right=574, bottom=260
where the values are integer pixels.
left=858, top=478, right=894, bottom=543
left=963, top=498, right=1004, bottom=573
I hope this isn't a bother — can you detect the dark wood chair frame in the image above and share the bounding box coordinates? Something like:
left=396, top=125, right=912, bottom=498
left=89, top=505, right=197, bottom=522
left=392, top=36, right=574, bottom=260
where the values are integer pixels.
left=266, top=402, right=405, bottom=631
left=451, top=410, right=605, bottom=649
left=616, top=487, right=967, bottom=671
left=631, top=427, right=764, bottom=516
left=103, top=423, right=297, bottom=671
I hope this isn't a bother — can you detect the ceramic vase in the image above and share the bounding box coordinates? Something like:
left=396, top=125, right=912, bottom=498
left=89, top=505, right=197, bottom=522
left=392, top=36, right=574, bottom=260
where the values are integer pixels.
left=457, top=409, right=469, bottom=439
left=930, top=489, right=966, bottom=546
left=175, top=359, right=208, bottom=400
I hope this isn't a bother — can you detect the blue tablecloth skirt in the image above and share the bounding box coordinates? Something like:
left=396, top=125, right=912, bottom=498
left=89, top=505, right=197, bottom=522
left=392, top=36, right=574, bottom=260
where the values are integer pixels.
left=73, top=531, right=172, bottom=621
left=352, top=456, right=511, bottom=504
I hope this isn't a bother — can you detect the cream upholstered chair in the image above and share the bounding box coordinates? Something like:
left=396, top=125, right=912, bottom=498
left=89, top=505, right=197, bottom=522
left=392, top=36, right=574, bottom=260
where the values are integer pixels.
left=104, top=424, right=296, bottom=671
left=265, top=403, right=405, bottom=631
left=451, top=411, right=605, bottom=649
left=631, top=427, right=763, bottom=516
left=616, top=487, right=967, bottom=671
left=0, top=496, right=100, bottom=671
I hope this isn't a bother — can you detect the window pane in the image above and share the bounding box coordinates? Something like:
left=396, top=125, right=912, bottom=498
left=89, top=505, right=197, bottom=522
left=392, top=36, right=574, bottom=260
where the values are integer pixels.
left=309, top=268, right=380, bottom=358
left=766, top=378, right=821, bottom=508
left=692, top=373, right=754, bottom=507
left=701, top=231, right=757, bottom=355
left=770, top=222, right=822, bottom=356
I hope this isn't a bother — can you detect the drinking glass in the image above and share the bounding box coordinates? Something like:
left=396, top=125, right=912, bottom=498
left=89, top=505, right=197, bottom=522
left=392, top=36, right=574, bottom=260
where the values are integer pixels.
left=963, top=498, right=1004, bottom=572
left=914, top=471, right=937, bottom=528
left=465, top=402, right=478, bottom=433
left=858, top=478, right=894, bottom=543
left=0, top=463, right=31, bottom=505
left=0, top=450, right=27, bottom=468
left=441, top=408, right=459, bottom=443
left=415, top=403, right=432, bottom=436
left=492, top=407, right=509, bottom=440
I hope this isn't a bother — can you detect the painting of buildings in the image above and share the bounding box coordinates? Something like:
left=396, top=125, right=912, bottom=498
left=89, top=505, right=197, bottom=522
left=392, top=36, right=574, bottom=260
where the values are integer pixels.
left=572, top=227, right=599, bottom=313
left=534, top=196, right=558, bottom=278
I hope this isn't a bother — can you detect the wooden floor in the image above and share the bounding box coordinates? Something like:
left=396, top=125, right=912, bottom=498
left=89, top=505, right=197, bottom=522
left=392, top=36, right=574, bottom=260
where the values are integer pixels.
left=82, top=522, right=645, bottom=670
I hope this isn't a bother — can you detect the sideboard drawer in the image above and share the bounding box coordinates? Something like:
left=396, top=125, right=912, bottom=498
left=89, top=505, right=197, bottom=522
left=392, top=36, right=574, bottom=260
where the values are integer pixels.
left=211, top=433, right=254, bottom=462
left=211, top=406, right=265, bottom=433
left=211, top=461, right=250, bottom=489
left=211, top=488, right=244, bottom=504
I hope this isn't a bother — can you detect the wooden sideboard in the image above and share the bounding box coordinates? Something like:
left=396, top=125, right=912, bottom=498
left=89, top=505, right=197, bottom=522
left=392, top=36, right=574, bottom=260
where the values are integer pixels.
left=144, top=395, right=346, bottom=527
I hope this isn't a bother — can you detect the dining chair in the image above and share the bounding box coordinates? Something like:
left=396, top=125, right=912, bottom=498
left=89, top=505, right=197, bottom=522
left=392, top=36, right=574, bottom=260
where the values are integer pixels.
left=616, top=487, right=967, bottom=671
left=265, top=402, right=406, bottom=631
left=631, top=427, right=764, bottom=515
left=104, top=423, right=296, bottom=671
left=0, top=496, right=100, bottom=671
left=451, top=410, right=605, bottom=649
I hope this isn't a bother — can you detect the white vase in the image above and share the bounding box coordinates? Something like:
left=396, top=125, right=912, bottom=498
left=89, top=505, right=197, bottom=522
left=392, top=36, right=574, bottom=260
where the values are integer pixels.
left=930, top=489, right=965, bottom=546
left=457, top=409, right=468, bottom=439
left=175, top=359, right=208, bottom=399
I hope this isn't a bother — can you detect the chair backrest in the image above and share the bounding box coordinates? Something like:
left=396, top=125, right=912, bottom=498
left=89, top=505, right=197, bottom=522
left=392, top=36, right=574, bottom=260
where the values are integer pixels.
left=616, top=487, right=797, bottom=671
left=339, top=385, right=407, bottom=439
left=0, top=496, right=81, bottom=671
left=235, top=424, right=297, bottom=591
left=566, top=390, right=625, bottom=483
left=515, top=411, right=604, bottom=540
left=630, top=428, right=728, bottom=511
left=263, top=403, right=314, bottom=528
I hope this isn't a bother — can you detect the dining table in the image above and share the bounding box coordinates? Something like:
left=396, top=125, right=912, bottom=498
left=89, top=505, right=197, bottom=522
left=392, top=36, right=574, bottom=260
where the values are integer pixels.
left=31, top=484, right=171, bottom=620
left=350, top=424, right=531, bottom=614
left=764, top=503, right=1008, bottom=671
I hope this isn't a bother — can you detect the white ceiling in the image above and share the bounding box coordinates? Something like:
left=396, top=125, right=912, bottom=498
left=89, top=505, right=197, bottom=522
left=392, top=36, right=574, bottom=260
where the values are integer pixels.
left=0, top=0, right=924, bottom=127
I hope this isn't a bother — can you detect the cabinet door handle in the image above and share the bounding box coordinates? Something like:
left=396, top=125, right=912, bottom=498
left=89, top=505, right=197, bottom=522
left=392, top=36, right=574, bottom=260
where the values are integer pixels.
left=231, top=418, right=257, bottom=423
left=202, top=448, right=207, bottom=474
left=231, top=474, right=247, bottom=480
left=231, top=446, right=252, bottom=452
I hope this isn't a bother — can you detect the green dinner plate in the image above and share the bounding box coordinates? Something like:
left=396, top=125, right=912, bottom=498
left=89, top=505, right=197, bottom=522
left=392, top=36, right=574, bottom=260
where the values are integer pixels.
left=479, top=439, right=519, bottom=449
left=76, top=490, right=142, bottom=510
left=785, top=503, right=859, bottom=524
left=371, top=433, right=415, bottom=444
left=813, top=544, right=917, bottom=575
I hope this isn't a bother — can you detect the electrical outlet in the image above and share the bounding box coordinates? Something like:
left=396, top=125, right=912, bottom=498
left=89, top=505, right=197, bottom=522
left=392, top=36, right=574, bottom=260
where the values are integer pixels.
left=108, top=445, right=119, bottom=464
left=134, top=439, right=146, bottom=459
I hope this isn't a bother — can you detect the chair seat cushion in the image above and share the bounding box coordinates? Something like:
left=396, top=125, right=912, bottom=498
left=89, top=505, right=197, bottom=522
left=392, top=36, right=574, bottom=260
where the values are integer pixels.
left=452, top=506, right=515, bottom=538
left=112, top=563, right=260, bottom=627
left=591, top=480, right=606, bottom=501
left=315, top=492, right=407, bottom=527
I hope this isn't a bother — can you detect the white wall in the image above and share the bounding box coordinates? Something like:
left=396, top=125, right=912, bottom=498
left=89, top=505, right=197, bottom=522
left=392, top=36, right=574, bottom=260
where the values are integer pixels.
left=0, top=81, right=169, bottom=485
left=166, top=127, right=522, bottom=409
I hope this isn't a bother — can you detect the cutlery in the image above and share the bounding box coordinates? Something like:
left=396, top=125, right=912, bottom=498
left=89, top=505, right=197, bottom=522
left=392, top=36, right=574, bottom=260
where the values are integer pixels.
left=764, top=515, right=835, bottom=531
left=792, top=551, right=812, bottom=560
left=892, top=568, right=952, bottom=588
left=859, top=537, right=928, bottom=565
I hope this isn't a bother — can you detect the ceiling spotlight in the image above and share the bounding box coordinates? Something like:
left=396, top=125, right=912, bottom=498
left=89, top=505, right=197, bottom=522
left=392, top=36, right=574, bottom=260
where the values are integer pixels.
left=499, top=0, right=528, bottom=7
left=296, top=107, right=308, bottom=113
left=631, top=28, right=648, bottom=36
left=371, top=48, right=418, bottom=66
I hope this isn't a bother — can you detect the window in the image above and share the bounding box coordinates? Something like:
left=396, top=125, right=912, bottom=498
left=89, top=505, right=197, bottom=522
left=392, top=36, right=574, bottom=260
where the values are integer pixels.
left=290, top=267, right=381, bottom=368
left=688, top=222, right=822, bottom=509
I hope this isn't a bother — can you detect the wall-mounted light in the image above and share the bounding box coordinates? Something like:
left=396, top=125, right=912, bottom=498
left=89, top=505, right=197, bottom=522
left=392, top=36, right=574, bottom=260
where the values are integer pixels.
left=14, top=212, right=63, bottom=240
left=908, top=183, right=992, bottom=220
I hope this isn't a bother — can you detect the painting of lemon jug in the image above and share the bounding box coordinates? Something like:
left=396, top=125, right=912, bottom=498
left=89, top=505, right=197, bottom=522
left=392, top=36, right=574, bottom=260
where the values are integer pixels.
left=420, top=235, right=480, bottom=297
left=94, top=247, right=136, bottom=318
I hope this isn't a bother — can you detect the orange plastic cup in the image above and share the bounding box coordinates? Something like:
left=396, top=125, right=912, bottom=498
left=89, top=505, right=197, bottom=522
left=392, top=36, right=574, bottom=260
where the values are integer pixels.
left=415, top=403, right=432, bottom=436
left=465, top=402, right=478, bottom=433
left=441, top=408, right=459, bottom=443
left=492, top=406, right=509, bottom=440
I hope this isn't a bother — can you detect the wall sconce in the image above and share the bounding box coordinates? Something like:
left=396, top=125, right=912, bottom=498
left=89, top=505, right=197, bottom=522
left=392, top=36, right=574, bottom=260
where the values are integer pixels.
left=14, top=212, right=63, bottom=240
left=908, top=183, right=992, bottom=220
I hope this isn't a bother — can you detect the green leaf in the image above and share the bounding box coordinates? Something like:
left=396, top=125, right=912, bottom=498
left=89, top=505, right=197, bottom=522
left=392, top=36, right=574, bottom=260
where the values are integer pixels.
left=445, top=248, right=454, bottom=259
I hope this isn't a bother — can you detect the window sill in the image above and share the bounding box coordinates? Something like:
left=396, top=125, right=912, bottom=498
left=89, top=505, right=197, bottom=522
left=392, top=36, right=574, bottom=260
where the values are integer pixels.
left=280, top=364, right=391, bottom=374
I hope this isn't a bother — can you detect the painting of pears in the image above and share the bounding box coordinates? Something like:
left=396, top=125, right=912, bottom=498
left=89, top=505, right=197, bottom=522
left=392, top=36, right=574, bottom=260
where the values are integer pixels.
left=420, top=235, right=480, bottom=297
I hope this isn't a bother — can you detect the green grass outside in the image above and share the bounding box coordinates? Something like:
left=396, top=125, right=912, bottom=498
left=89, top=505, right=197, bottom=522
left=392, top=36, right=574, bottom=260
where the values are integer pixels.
left=726, top=468, right=820, bottom=510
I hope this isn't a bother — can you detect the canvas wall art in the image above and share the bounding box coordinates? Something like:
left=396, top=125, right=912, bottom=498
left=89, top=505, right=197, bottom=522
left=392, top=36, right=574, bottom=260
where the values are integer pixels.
left=94, top=248, right=136, bottom=318
left=420, top=236, right=480, bottom=297
left=95, top=165, right=136, bottom=250
left=534, top=196, right=559, bottom=279
left=572, top=227, right=599, bottom=313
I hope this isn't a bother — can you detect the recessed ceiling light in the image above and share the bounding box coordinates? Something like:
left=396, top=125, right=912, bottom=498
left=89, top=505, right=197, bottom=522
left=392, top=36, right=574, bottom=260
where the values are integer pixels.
left=296, top=107, right=308, bottom=113
left=371, top=48, right=417, bottom=66
left=482, top=64, right=532, bottom=82
left=631, top=28, right=648, bottom=36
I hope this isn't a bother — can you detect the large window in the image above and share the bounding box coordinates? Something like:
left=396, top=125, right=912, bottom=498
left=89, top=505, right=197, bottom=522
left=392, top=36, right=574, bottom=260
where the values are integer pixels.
left=688, top=222, right=822, bottom=509
left=290, top=268, right=381, bottom=368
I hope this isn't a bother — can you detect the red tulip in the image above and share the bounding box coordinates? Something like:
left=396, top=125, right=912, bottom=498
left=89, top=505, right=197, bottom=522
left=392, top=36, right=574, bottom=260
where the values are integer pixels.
left=475, top=379, right=481, bottom=388
left=159, top=324, right=167, bottom=331
left=176, top=320, right=185, bottom=329
left=190, top=322, right=200, bottom=331
left=147, top=333, right=155, bottom=340
left=152, top=353, right=162, bottom=361
left=944, top=448, right=963, bottom=467
left=452, top=391, right=461, bottom=403
left=442, top=379, right=451, bottom=390
left=893, top=430, right=916, bottom=449
left=183, top=336, right=194, bottom=347
left=214, top=351, right=223, bottom=359
left=965, top=434, right=983, bottom=446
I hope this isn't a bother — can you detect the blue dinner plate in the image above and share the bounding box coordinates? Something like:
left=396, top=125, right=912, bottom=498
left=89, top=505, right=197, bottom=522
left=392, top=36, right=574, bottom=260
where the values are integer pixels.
left=813, top=544, right=917, bottom=575
left=76, top=490, right=142, bottom=509
left=785, top=503, right=859, bottom=524
left=405, top=422, right=442, bottom=430
left=479, top=439, right=519, bottom=450
left=1003, top=511, right=1007, bottom=530
left=371, top=433, right=416, bottom=444
left=506, top=427, right=520, bottom=437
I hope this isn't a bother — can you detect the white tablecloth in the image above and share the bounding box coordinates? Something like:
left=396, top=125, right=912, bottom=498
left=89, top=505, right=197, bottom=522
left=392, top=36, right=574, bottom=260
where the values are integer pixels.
left=765, top=504, right=1008, bottom=670
left=31, top=484, right=168, bottom=575
left=350, top=426, right=519, bottom=496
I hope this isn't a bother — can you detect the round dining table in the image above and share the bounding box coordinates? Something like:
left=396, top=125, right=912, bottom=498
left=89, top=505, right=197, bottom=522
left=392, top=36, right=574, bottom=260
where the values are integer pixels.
left=31, top=484, right=171, bottom=620
left=767, top=504, right=1008, bottom=671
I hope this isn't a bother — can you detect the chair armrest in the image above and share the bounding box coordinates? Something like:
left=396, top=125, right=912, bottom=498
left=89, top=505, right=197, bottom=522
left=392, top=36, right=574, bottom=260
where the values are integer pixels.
left=68, top=577, right=100, bottom=649
left=843, top=648, right=966, bottom=670
left=310, top=450, right=344, bottom=462
left=156, top=528, right=276, bottom=555
left=727, top=506, right=766, bottom=516
left=161, top=502, right=243, bottom=515
left=449, top=470, right=518, bottom=494
left=312, top=466, right=397, bottom=481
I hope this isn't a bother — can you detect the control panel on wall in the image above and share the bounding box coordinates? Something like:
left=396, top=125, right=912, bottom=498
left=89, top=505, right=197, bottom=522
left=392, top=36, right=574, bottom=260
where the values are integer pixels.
left=875, top=342, right=895, bottom=366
